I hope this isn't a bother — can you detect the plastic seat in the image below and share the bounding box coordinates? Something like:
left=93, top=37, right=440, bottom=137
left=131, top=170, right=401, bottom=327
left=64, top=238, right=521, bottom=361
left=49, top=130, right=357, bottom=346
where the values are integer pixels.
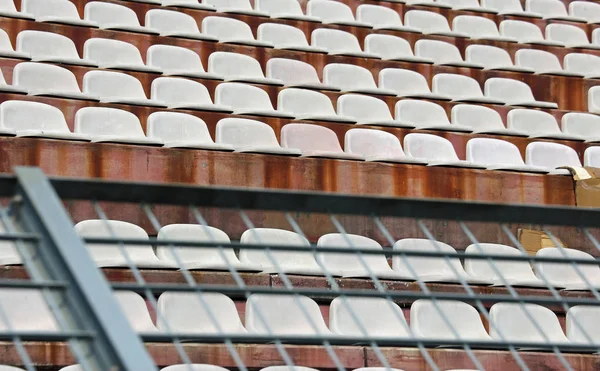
left=306, top=0, right=370, bottom=28
left=84, top=2, right=158, bottom=35
left=411, top=300, right=492, bottom=342
left=337, top=94, right=414, bottom=128
left=0, top=0, right=34, bottom=19
left=16, top=30, right=94, bottom=66
left=162, top=366, right=230, bottom=371
left=239, top=228, right=323, bottom=275
left=83, top=38, right=161, bottom=73
left=260, top=367, right=320, bottom=371
left=254, top=0, right=320, bottom=22
left=438, top=0, right=496, bottom=13
left=207, top=52, right=282, bottom=86
left=588, top=86, right=600, bottom=114
left=146, top=44, right=221, bottom=80
left=150, top=77, right=232, bottom=113
left=395, top=100, right=472, bottom=133
left=201, top=16, right=273, bottom=48
left=257, top=23, right=326, bottom=54
left=356, top=4, right=420, bottom=33
left=482, top=0, right=542, bottom=18
left=465, top=243, right=547, bottom=286
left=147, top=112, right=234, bottom=151
left=0, top=367, right=26, bottom=371
left=451, top=104, right=528, bottom=137
left=466, top=138, right=549, bottom=173
left=22, top=0, right=98, bottom=27
left=311, top=29, right=379, bottom=59
left=344, top=128, right=427, bottom=165
left=484, top=77, right=558, bottom=108
left=203, top=0, right=268, bottom=16
left=567, top=306, right=600, bottom=345
left=414, top=40, right=483, bottom=69
left=322, top=64, right=396, bottom=96
left=83, top=70, right=165, bottom=107
left=405, top=0, right=450, bottom=8
left=160, top=0, right=216, bottom=11
left=75, top=107, right=163, bottom=146
left=156, top=224, right=259, bottom=271
left=526, top=0, right=586, bottom=23
left=265, top=58, right=337, bottom=91
left=562, top=112, right=600, bottom=143
left=245, top=294, right=332, bottom=335
left=585, top=146, right=600, bottom=167
left=75, top=220, right=174, bottom=268
left=564, top=53, right=600, bottom=79
left=569, top=1, right=600, bottom=24
left=215, top=83, right=291, bottom=118
left=545, top=23, right=600, bottom=49
left=157, top=291, right=247, bottom=333
left=378, top=68, right=450, bottom=101
left=405, top=133, right=485, bottom=169
left=525, top=141, right=582, bottom=175
left=280, top=124, right=363, bottom=160
left=0, top=100, right=89, bottom=140
left=215, top=118, right=301, bottom=156
left=13, top=62, right=97, bottom=101
left=145, top=9, right=218, bottom=41
left=364, top=34, right=432, bottom=64
left=507, top=109, right=582, bottom=141
left=489, top=302, right=570, bottom=346
left=114, top=291, right=158, bottom=332
left=499, top=20, right=562, bottom=47
left=394, top=239, right=489, bottom=283
left=404, top=10, right=468, bottom=38
left=432, top=74, right=504, bottom=105
left=452, top=15, right=516, bottom=42
left=277, top=88, right=355, bottom=123
left=465, top=45, right=534, bottom=73
left=536, top=247, right=600, bottom=290
left=330, top=297, right=411, bottom=338
left=0, top=289, right=59, bottom=331
left=515, top=49, right=582, bottom=77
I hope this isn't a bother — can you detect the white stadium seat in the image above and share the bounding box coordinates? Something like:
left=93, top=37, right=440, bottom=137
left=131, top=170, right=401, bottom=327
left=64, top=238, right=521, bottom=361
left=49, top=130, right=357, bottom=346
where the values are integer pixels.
left=306, top=0, right=371, bottom=28
left=364, top=34, right=432, bottom=63
left=201, top=16, right=273, bottom=48
left=13, top=62, right=97, bottom=101
left=156, top=224, right=259, bottom=270
left=536, top=247, right=600, bottom=290
left=499, top=20, right=562, bottom=47
left=84, top=2, right=158, bottom=35
left=245, top=294, right=332, bottom=335
left=0, top=100, right=89, bottom=140
left=395, top=100, right=472, bottom=133
left=261, top=368, right=321, bottom=371
left=323, top=63, right=395, bottom=96
left=585, top=146, right=600, bottom=167
left=482, top=0, right=542, bottom=18
left=277, top=88, right=355, bottom=123
left=82, top=70, right=166, bottom=107
left=452, top=15, right=516, bottom=42
left=414, top=39, right=483, bottom=68
left=526, top=0, right=586, bottom=22
left=545, top=23, right=600, bottom=49
left=145, top=9, right=218, bottom=41
left=515, top=49, right=583, bottom=77
left=22, top=0, right=98, bottom=27
left=344, top=128, right=427, bottom=165
left=266, top=59, right=337, bottom=91
left=311, top=28, right=379, bottom=59
left=281, top=124, right=364, bottom=160
left=356, top=4, right=420, bottom=33
left=215, top=118, right=301, bottom=156
left=484, top=77, right=558, bottom=108
left=525, top=141, right=582, bottom=175
left=569, top=1, right=600, bottom=24
left=337, top=94, right=414, bottom=128
left=564, top=53, right=600, bottom=78
left=83, top=38, right=161, bottom=73
left=507, top=109, right=582, bottom=141
left=162, top=366, right=230, bottom=371
left=202, top=0, right=268, bottom=17
left=74, top=220, right=174, bottom=268
left=114, top=291, right=158, bottom=333
left=258, top=23, right=326, bottom=53
left=432, top=74, right=504, bottom=104
left=0, top=289, right=59, bottom=331
left=562, top=112, right=600, bottom=143
left=0, top=0, right=34, bottom=19
left=451, top=104, right=527, bottom=136
left=215, top=83, right=291, bottom=118
left=147, top=112, right=234, bottom=150
left=75, top=107, right=163, bottom=146
left=0, top=367, right=25, bottom=371
left=466, top=138, right=549, bottom=173
left=588, top=86, right=600, bottom=114
left=146, top=44, right=221, bottom=80
left=239, top=228, right=323, bottom=276
left=254, top=0, right=320, bottom=22
left=150, top=77, right=232, bottom=112
left=161, top=0, right=215, bottom=10
left=157, top=292, right=247, bottom=333
left=379, top=68, right=451, bottom=101
left=567, top=306, right=600, bottom=345
left=438, top=0, right=496, bottom=13
left=465, top=45, right=534, bottom=73
left=16, top=31, right=88, bottom=65
left=207, top=52, right=282, bottom=86
left=405, top=0, right=450, bottom=8
left=404, top=10, right=468, bottom=38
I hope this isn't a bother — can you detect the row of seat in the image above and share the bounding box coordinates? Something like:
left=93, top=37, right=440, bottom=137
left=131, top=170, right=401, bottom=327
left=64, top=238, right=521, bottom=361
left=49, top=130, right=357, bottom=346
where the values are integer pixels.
left=0, top=366, right=466, bottom=371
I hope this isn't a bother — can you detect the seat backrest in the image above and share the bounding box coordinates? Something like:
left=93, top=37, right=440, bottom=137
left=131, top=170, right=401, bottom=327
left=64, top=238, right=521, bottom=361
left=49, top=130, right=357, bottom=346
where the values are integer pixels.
left=266, top=58, right=320, bottom=86
left=546, top=23, right=589, bottom=45
left=13, top=62, right=82, bottom=93
left=147, top=44, right=205, bottom=73
left=257, top=23, right=310, bottom=48
left=481, top=0, right=525, bottom=12
left=585, top=146, right=600, bottom=167
left=414, top=39, right=464, bottom=64
left=157, top=292, right=246, bottom=334
left=0, top=289, right=59, bottom=331
left=432, top=73, right=483, bottom=99
left=337, top=94, right=394, bottom=122
left=214, top=82, right=274, bottom=111
left=201, top=16, right=255, bottom=41
left=453, top=15, right=500, bottom=38
left=515, top=48, right=563, bottom=72
left=393, top=238, right=466, bottom=278
left=307, top=0, right=356, bottom=22
left=277, top=88, right=337, bottom=117
left=411, top=299, right=490, bottom=340
left=525, top=141, right=582, bottom=168
left=83, top=70, right=147, bottom=100
left=162, top=365, right=230, bottom=371
left=0, top=0, right=19, bottom=13
left=254, top=0, right=304, bottom=16
left=466, top=138, right=525, bottom=166
left=364, top=34, right=415, bottom=60
left=208, top=51, right=265, bottom=79
left=83, top=38, right=145, bottom=66
left=536, top=247, right=600, bottom=286
left=484, top=78, right=536, bottom=102
left=379, top=68, right=431, bottom=96
left=151, top=77, right=213, bottom=106
left=564, top=53, right=600, bottom=75
left=280, top=123, right=343, bottom=153
left=344, top=128, right=407, bottom=158
left=74, top=107, right=145, bottom=138
left=84, top=1, right=141, bottom=26
left=147, top=112, right=214, bottom=144
left=311, top=28, right=362, bottom=53
left=317, top=233, right=393, bottom=275
left=499, top=20, right=545, bottom=42
left=356, top=4, right=403, bottom=27
left=527, top=0, right=568, bottom=17
left=507, top=109, right=560, bottom=135
left=323, top=63, right=377, bottom=91
left=464, top=243, right=535, bottom=281
left=22, top=0, right=80, bottom=19
left=404, top=10, right=451, bottom=33
left=0, top=100, right=70, bottom=132
left=245, top=294, right=330, bottom=335
left=215, top=118, right=281, bottom=148
left=329, top=297, right=410, bottom=337
left=566, top=306, right=600, bottom=344
left=16, top=30, right=81, bottom=60
left=465, top=44, right=515, bottom=69
left=204, top=0, right=253, bottom=11
left=0, top=29, right=16, bottom=54
left=395, top=100, right=451, bottom=128
left=489, top=302, right=568, bottom=343
left=145, top=9, right=201, bottom=34
left=114, top=291, right=157, bottom=332
left=451, top=104, right=506, bottom=132
left=239, top=228, right=315, bottom=269
left=562, top=112, right=600, bottom=137
left=569, top=1, right=600, bottom=21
